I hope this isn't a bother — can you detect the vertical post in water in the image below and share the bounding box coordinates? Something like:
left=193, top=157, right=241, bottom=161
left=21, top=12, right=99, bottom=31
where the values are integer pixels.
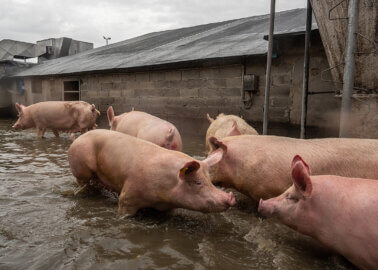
left=300, top=0, right=312, bottom=139
left=263, top=0, right=275, bottom=135
left=339, top=0, right=359, bottom=137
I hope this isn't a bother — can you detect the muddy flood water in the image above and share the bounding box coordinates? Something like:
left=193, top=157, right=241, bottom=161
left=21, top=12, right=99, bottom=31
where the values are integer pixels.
left=0, top=117, right=355, bottom=270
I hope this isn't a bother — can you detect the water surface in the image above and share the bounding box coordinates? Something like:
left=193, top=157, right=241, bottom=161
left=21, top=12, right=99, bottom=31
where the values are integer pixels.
left=0, top=118, right=354, bottom=269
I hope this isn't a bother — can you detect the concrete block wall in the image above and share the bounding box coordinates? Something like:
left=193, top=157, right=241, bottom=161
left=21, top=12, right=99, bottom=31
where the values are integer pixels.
left=79, top=65, right=245, bottom=121
left=7, top=47, right=376, bottom=138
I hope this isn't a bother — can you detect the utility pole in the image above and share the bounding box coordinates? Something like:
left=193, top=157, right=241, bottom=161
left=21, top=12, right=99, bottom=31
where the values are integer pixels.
left=263, top=0, right=276, bottom=135
left=103, top=36, right=111, bottom=46
left=339, top=0, right=359, bottom=137
left=300, top=0, right=312, bottom=139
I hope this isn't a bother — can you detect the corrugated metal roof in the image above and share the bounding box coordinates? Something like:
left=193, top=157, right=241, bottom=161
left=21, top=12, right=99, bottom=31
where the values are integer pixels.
left=15, top=8, right=318, bottom=77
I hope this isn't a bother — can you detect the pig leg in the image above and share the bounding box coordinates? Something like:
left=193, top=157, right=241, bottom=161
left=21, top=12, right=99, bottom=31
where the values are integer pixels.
left=36, top=127, right=46, bottom=138
left=118, top=183, right=139, bottom=216
left=52, top=129, right=60, bottom=138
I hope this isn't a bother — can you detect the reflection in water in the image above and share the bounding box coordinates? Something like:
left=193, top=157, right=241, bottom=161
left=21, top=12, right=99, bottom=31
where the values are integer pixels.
left=0, top=118, right=354, bottom=269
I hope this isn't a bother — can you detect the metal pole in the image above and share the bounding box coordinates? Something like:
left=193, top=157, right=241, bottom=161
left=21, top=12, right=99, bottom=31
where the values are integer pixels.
left=300, top=0, right=312, bottom=139
left=263, top=0, right=275, bottom=135
left=339, top=0, right=359, bottom=137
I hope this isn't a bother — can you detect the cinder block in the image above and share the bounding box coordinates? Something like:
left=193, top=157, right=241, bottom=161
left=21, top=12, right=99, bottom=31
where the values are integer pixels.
left=99, top=89, right=109, bottom=97
left=101, top=82, right=113, bottom=90
left=126, top=81, right=140, bottom=89
left=87, top=90, right=99, bottom=98
left=153, top=80, right=170, bottom=89
left=112, top=74, right=122, bottom=82
left=135, top=88, right=180, bottom=97
left=150, top=71, right=166, bottom=81
left=165, top=70, right=182, bottom=81
left=109, top=90, right=122, bottom=97
left=100, top=97, right=115, bottom=105
left=182, top=69, right=200, bottom=80
left=200, top=67, right=220, bottom=79
left=122, top=89, right=135, bottom=98
left=139, top=81, right=154, bottom=89
left=219, top=65, right=242, bottom=78
left=186, top=79, right=202, bottom=89
left=136, top=72, right=150, bottom=82
left=204, top=79, right=227, bottom=88
left=112, top=82, right=123, bottom=90
left=198, top=88, right=220, bottom=98
left=120, top=73, right=136, bottom=82
left=226, top=77, right=242, bottom=88
left=180, top=88, right=199, bottom=98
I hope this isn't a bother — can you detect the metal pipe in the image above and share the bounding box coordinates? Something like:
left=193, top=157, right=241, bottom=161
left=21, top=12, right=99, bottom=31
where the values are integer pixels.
left=339, top=0, right=359, bottom=137
left=263, top=0, right=275, bottom=135
left=300, top=0, right=312, bottom=139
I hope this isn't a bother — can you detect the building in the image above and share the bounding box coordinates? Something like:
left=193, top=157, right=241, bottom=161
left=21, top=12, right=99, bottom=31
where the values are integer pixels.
left=3, top=8, right=377, bottom=138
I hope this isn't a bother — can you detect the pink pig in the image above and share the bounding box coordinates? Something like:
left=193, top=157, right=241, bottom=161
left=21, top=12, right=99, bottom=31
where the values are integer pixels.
left=68, top=129, right=235, bottom=216
left=107, top=106, right=183, bottom=151
left=258, top=155, right=378, bottom=270
left=12, top=101, right=99, bottom=139
left=205, top=113, right=258, bottom=153
left=207, top=135, right=378, bottom=201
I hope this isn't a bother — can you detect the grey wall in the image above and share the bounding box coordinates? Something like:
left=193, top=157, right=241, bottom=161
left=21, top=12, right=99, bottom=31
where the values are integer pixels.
left=7, top=36, right=377, bottom=139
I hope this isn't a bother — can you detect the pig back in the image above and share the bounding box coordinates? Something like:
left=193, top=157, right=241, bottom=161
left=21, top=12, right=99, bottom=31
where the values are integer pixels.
left=219, top=135, right=378, bottom=200
left=228, top=135, right=378, bottom=180
left=29, top=101, right=94, bottom=131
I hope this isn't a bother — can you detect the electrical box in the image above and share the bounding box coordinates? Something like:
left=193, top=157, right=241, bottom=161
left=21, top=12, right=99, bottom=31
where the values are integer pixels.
left=243, top=74, right=259, bottom=93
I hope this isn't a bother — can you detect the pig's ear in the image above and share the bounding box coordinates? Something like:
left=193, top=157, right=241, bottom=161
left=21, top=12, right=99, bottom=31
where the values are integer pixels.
left=107, top=106, right=115, bottom=123
left=203, top=149, right=224, bottom=167
left=206, top=113, right=214, bottom=123
left=166, top=128, right=175, bottom=140
left=208, top=136, right=227, bottom=153
left=15, top=102, right=24, bottom=113
left=291, top=155, right=312, bottom=197
left=179, top=161, right=200, bottom=178
left=228, top=121, right=241, bottom=136
left=291, top=155, right=311, bottom=174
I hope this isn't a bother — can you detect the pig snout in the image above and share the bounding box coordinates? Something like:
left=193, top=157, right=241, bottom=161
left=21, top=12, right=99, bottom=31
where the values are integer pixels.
left=12, top=122, right=20, bottom=130
left=258, top=199, right=275, bottom=217
left=212, top=191, right=236, bottom=212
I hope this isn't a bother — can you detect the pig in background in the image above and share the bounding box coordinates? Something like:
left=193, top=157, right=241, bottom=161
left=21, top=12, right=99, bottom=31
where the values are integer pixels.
left=258, top=155, right=378, bottom=270
left=12, top=101, right=100, bottom=139
left=207, top=135, right=378, bottom=202
left=205, top=113, right=258, bottom=153
left=107, top=106, right=183, bottom=151
left=68, top=129, right=235, bottom=216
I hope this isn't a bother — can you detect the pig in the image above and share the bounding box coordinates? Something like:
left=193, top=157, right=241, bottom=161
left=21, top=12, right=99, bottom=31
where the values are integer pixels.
left=68, top=129, right=235, bottom=216
left=207, top=135, right=378, bottom=201
left=205, top=113, right=258, bottom=153
left=107, top=106, right=183, bottom=151
left=258, top=155, right=378, bottom=270
left=12, top=101, right=100, bottom=139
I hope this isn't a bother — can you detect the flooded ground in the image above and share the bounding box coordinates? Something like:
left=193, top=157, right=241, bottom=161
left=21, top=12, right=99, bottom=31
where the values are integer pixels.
left=0, top=117, right=354, bottom=270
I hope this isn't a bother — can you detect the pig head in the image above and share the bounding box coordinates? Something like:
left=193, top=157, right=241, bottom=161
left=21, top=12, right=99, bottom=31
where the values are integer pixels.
left=259, top=155, right=378, bottom=270
left=12, top=103, right=35, bottom=130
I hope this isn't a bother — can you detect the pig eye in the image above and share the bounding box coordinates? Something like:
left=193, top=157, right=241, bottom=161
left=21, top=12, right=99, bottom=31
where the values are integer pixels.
left=194, top=180, right=202, bottom=186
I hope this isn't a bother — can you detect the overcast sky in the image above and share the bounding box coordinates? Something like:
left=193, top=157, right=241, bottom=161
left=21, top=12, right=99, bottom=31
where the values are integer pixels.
left=1, top=0, right=306, bottom=48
